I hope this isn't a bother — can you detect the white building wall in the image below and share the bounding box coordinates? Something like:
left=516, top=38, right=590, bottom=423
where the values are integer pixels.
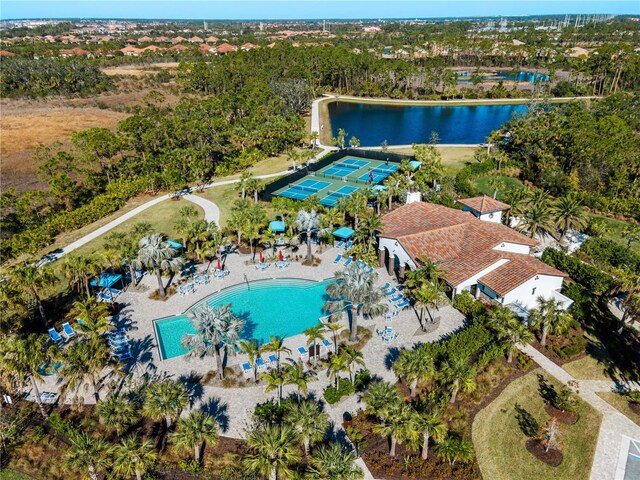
left=479, top=211, right=503, bottom=223
left=495, top=275, right=565, bottom=310
left=453, top=259, right=509, bottom=294
left=378, top=237, right=417, bottom=269
left=492, top=242, right=531, bottom=255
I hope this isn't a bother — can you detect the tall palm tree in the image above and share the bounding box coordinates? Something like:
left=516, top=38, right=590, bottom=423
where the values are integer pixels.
left=440, top=357, right=476, bottom=404
left=59, top=337, right=111, bottom=403
left=325, top=262, right=388, bottom=341
left=284, top=399, right=329, bottom=456
left=246, top=177, right=265, bottom=203
left=528, top=296, right=573, bottom=346
left=307, top=442, right=363, bottom=480
left=393, top=346, right=435, bottom=398
left=412, top=282, right=446, bottom=329
left=373, top=403, right=411, bottom=457
left=283, top=362, right=317, bottom=400
left=236, top=171, right=253, bottom=199
left=346, top=192, right=368, bottom=229
left=266, top=336, right=291, bottom=373
left=182, top=304, right=245, bottom=380
left=410, top=409, right=447, bottom=460
left=239, top=339, right=264, bottom=381
left=175, top=205, right=199, bottom=248
left=434, top=438, right=475, bottom=467
left=261, top=369, right=286, bottom=405
left=487, top=305, right=534, bottom=362
left=68, top=298, right=112, bottom=340
left=324, top=321, right=343, bottom=354
left=362, top=381, right=401, bottom=415
left=518, top=201, right=555, bottom=239
left=0, top=334, right=55, bottom=418
left=60, top=254, right=103, bottom=299
left=65, top=431, right=112, bottom=480
left=133, top=233, right=184, bottom=298
left=9, top=261, right=55, bottom=327
left=96, top=392, right=139, bottom=436
left=295, top=209, right=322, bottom=263
left=243, top=423, right=301, bottom=480
left=553, top=193, right=588, bottom=244
left=355, top=214, right=382, bottom=254
left=325, top=351, right=350, bottom=389
left=112, top=434, right=157, bottom=480
left=171, top=410, right=219, bottom=464
left=341, top=346, right=365, bottom=383
left=142, top=379, right=187, bottom=431
left=303, top=324, right=326, bottom=366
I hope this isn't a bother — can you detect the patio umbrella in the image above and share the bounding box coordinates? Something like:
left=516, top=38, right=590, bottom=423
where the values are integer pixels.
left=259, top=251, right=263, bottom=263
left=217, top=258, right=221, bottom=270
left=279, top=250, right=284, bottom=261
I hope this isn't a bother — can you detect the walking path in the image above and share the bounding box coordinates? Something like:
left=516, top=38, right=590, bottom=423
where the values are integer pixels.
left=518, top=344, right=640, bottom=480
left=182, top=194, right=220, bottom=224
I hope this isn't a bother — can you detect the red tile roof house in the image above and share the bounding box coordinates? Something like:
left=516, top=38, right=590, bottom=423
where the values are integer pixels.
left=378, top=201, right=572, bottom=314
left=215, top=42, right=237, bottom=54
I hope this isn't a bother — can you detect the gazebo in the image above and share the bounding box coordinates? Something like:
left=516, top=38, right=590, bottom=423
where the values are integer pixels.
left=90, top=272, right=123, bottom=289
left=332, top=226, right=355, bottom=244
left=167, top=239, right=183, bottom=249
left=269, top=220, right=286, bottom=233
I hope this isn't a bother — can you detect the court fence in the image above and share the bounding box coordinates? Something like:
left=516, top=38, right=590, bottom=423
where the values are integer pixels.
left=262, top=148, right=413, bottom=202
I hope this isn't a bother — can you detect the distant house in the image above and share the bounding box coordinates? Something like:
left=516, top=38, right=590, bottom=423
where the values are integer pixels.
left=205, top=36, right=219, bottom=43
left=189, top=36, right=204, bottom=43
left=120, top=46, right=143, bottom=56
left=241, top=42, right=259, bottom=51
left=142, top=45, right=164, bottom=52
left=169, top=44, right=189, bottom=53
left=60, top=47, right=92, bottom=58
left=0, top=50, right=15, bottom=57
left=170, top=36, right=188, bottom=44
left=363, top=26, right=382, bottom=33
left=457, top=195, right=510, bottom=224
left=199, top=43, right=216, bottom=54
left=156, top=36, right=170, bottom=42
left=215, top=42, right=237, bottom=54
left=512, top=39, right=526, bottom=46
left=566, top=46, right=589, bottom=58
left=124, top=38, right=137, bottom=45
left=137, top=36, right=153, bottom=43
left=378, top=202, right=572, bottom=313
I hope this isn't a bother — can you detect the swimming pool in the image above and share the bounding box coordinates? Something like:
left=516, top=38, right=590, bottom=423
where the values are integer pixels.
left=154, top=278, right=333, bottom=360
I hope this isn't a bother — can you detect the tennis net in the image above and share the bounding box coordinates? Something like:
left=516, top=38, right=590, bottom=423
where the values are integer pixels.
left=288, top=184, right=322, bottom=194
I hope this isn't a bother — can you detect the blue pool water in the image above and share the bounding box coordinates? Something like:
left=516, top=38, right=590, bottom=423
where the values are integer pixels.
left=154, top=278, right=333, bottom=360
left=328, top=101, right=530, bottom=146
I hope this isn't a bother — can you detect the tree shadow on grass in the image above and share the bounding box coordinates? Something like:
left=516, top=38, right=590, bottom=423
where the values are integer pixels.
left=537, top=374, right=557, bottom=406
left=514, top=403, right=539, bottom=438
left=201, top=396, right=229, bottom=433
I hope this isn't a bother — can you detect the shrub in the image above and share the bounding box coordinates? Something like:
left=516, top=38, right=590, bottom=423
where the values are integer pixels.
left=578, top=237, right=640, bottom=274
left=627, top=391, right=640, bottom=404
left=427, top=321, right=494, bottom=365
left=453, top=291, right=486, bottom=319
left=47, top=413, right=79, bottom=438
left=548, top=336, right=586, bottom=360
left=477, top=342, right=507, bottom=368
left=541, top=248, right=613, bottom=295
left=324, top=378, right=355, bottom=404
left=354, top=369, right=372, bottom=392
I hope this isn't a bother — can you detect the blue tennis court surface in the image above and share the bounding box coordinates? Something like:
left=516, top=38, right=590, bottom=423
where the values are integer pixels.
left=278, top=179, right=330, bottom=200
left=319, top=185, right=359, bottom=207
left=358, top=164, right=399, bottom=183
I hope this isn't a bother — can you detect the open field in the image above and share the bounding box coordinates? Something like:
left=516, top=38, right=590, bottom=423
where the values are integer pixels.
left=590, top=214, right=640, bottom=255
left=597, top=392, right=640, bottom=426
left=0, top=107, right=128, bottom=192
left=472, top=369, right=601, bottom=480
left=474, top=175, right=524, bottom=199
left=563, top=334, right=622, bottom=381
left=101, top=62, right=179, bottom=77
left=389, top=145, right=476, bottom=174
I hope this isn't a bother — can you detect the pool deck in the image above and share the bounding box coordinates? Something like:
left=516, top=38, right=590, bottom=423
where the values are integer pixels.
left=32, top=244, right=465, bottom=438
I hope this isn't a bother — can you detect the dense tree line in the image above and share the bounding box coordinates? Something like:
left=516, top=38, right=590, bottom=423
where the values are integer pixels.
left=0, top=57, right=112, bottom=98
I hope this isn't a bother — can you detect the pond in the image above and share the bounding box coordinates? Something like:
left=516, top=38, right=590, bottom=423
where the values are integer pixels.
left=327, top=101, right=530, bottom=146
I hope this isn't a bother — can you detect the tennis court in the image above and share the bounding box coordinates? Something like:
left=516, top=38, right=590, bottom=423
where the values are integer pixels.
left=357, top=163, right=399, bottom=183
left=319, top=185, right=359, bottom=207
left=278, top=179, right=331, bottom=201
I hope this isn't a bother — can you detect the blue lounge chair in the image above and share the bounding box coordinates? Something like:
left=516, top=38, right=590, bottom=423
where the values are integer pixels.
left=386, top=287, right=398, bottom=297
left=356, top=259, right=362, bottom=267
left=97, top=291, right=112, bottom=302
left=61, top=322, right=75, bottom=338
left=48, top=328, right=63, bottom=343
left=107, top=287, right=122, bottom=297
left=242, top=362, right=252, bottom=378
left=333, top=254, right=343, bottom=264
left=268, top=354, right=278, bottom=366
left=382, top=282, right=391, bottom=291
left=116, top=350, right=132, bottom=361
left=366, top=267, right=374, bottom=274
left=390, top=294, right=404, bottom=303
left=336, top=240, right=345, bottom=248
left=345, top=241, right=353, bottom=250
left=344, top=256, right=353, bottom=267
left=298, top=346, right=309, bottom=358
left=322, top=339, right=334, bottom=352
left=256, top=357, right=267, bottom=371
left=396, top=299, right=410, bottom=309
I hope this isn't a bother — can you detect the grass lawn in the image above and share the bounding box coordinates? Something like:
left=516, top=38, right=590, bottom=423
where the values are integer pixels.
left=389, top=145, right=477, bottom=175
left=472, top=369, right=601, bottom=480
left=589, top=214, right=640, bottom=255
left=197, top=183, right=239, bottom=227
left=563, top=334, right=622, bottom=381
left=597, top=392, right=640, bottom=426
left=0, top=470, right=37, bottom=480
left=474, top=175, right=524, bottom=200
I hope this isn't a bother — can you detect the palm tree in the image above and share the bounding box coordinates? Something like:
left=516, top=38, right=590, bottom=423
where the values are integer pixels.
left=112, top=434, right=157, bottom=480
left=0, top=334, right=55, bottom=418
left=266, top=336, right=291, bottom=373
left=261, top=369, right=286, bottom=405
left=175, top=205, right=199, bottom=248
left=518, top=201, right=555, bottom=239
left=283, top=362, right=317, bottom=400
left=528, top=296, right=573, bottom=346
left=59, top=337, right=111, bottom=403
left=142, top=379, right=187, bottom=431
left=68, top=298, right=112, bottom=340
left=303, top=324, right=326, bottom=366
left=325, top=262, right=388, bottom=341
left=246, top=177, right=264, bottom=203
left=393, top=346, right=435, bottom=398
left=373, top=403, right=411, bottom=457
left=243, top=423, right=301, bottom=480
left=237, top=171, right=253, bottom=199
left=8, top=261, right=55, bottom=327
left=239, top=339, right=264, bottom=381
left=296, top=209, right=322, bottom=263
left=171, top=410, right=219, bottom=464
left=133, top=233, right=185, bottom=298
left=611, top=266, right=640, bottom=332
left=324, top=321, right=343, bottom=354
left=341, top=346, right=365, bottom=383
left=307, top=442, right=363, bottom=480
left=410, top=409, right=447, bottom=460
left=59, top=254, right=103, bottom=299
left=355, top=214, right=382, bottom=254
left=487, top=305, right=534, bottom=363
left=440, top=357, right=476, bottom=404
left=284, top=399, right=329, bottom=456
left=65, top=431, right=112, bottom=480
left=553, top=193, right=588, bottom=244
left=96, top=393, right=139, bottom=436
left=412, top=282, right=446, bottom=329
left=182, top=304, right=245, bottom=380
left=346, top=192, right=368, bottom=229
left=623, top=223, right=640, bottom=249
left=362, top=381, right=401, bottom=415
left=487, top=177, right=506, bottom=200
left=434, top=438, right=475, bottom=467
left=325, top=351, right=350, bottom=389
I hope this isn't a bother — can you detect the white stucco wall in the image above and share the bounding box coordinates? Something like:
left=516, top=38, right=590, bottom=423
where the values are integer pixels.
left=379, top=237, right=417, bottom=270
left=462, top=206, right=504, bottom=223
left=452, top=258, right=509, bottom=294
left=492, top=242, right=531, bottom=255
left=479, top=274, right=565, bottom=310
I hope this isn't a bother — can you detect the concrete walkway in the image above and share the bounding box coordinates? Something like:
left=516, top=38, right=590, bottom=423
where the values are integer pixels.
left=518, top=344, right=640, bottom=480
left=183, top=194, right=220, bottom=225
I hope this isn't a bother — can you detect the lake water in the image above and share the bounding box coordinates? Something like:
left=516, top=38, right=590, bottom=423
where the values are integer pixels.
left=327, top=101, right=530, bottom=146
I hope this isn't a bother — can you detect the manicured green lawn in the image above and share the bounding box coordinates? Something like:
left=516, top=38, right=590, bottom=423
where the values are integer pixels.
left=197, top=183, right=239, bottom=228
left=589, top=214, right=640, bottom=255
left=597, top=392, right=640, bottom=426
left=389, top=146, right=477, bottom=175
left=473, top=175, right=524, bottom=200
left=563, top=334, right=622, bottom=382
left=0, top=469, right=37, bottom=480
left=472, top=369, right=601, bottom=480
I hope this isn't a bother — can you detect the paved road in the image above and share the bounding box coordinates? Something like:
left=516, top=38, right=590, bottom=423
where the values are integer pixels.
left=519, top=344, right=640, bottom=480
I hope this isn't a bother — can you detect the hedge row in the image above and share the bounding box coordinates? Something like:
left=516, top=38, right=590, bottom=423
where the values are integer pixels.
left=579, top=237, right=640, bottom=274
left=541, top=247, right=613, bottom=295
left=454, top=159, right=499, bottom=197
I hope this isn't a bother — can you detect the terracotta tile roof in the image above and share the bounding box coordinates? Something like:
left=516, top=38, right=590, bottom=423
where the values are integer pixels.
left=457, top=195, right=511, bottom=214
left=380, top=202, right=543, bottom=289
left=215, top=42, right=237, bottom=53
left=169, top=44, right=188, bottom=51
left=0, top=50, right=16, bottom=56
left=478, top=255, right=567, bottom=296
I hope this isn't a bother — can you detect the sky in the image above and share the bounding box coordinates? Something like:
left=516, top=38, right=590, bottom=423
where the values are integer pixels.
left=2, top=0, right=639, bottom=21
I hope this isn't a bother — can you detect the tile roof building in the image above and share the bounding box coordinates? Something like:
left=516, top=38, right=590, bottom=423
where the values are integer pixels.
left=378, top=202, right=571, bottom=313
left=457, top=195, right=511, bottom=223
